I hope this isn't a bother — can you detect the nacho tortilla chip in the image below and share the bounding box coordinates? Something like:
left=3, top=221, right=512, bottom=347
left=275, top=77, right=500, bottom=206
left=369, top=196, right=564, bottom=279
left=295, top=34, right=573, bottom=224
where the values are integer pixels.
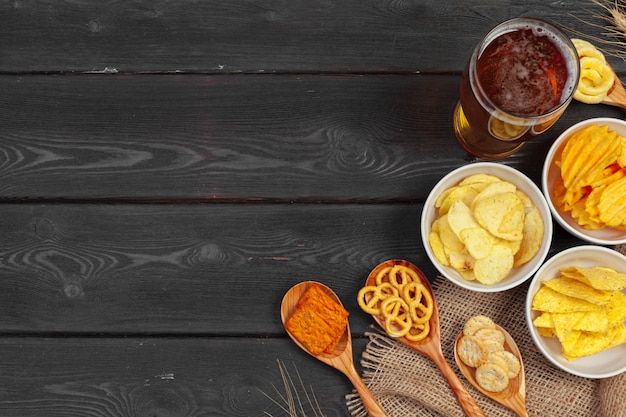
left=563, top=324, right=626, bottom=360
left=565, top=266, right=626, bottom=291
left=543, top=276, right=613, bottom=305
left=532, top=286, right=600, bottom=313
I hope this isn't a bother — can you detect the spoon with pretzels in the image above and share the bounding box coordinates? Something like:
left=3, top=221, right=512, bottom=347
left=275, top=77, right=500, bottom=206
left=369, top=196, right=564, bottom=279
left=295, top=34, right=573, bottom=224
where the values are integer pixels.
left=281, top=281, right=387, bottom=417
left=359, top=259, right=486, bottom=417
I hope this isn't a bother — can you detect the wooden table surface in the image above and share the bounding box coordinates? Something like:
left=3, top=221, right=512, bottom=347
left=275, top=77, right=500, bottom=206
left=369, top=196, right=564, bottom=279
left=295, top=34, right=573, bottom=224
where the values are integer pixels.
left=1, top=1, right=625, bottom=416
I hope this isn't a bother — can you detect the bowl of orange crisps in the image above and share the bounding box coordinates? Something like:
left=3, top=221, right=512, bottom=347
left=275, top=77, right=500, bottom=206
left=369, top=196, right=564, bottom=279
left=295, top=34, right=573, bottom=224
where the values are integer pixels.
left=526, top=245, right=626, bottom=378
left=543, top=118, right=626, bottom=244
left=421, top=162, right=552, bottom=292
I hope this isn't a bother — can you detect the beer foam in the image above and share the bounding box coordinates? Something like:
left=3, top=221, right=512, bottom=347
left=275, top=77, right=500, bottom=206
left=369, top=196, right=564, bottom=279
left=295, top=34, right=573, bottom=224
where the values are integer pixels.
left=475, top=20, right=577, bottom=117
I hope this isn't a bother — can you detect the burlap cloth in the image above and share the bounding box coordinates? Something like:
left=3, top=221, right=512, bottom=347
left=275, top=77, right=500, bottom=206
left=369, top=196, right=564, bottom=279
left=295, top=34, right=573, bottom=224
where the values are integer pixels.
left=346, top=244, right=626, bottom=417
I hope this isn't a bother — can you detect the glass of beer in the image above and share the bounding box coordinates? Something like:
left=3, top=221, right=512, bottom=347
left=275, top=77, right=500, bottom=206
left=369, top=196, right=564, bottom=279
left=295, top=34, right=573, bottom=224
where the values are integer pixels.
left=453, top=18, right=579, bottom=160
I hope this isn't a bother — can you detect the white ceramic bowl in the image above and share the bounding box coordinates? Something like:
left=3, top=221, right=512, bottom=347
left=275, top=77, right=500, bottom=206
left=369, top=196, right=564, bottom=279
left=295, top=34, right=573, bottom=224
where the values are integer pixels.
left=542, top=117, right=626, bottom=245
left=421, top=162, right=553, bottom=292
left=526, top=245, right=626, bottom=378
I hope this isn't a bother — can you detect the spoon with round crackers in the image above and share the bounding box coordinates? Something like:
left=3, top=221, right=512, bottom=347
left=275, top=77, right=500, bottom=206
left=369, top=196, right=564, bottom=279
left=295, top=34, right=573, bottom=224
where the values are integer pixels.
left=360, top=260, right=486, bottom=417
left=454, top=316, right=529, bottom=417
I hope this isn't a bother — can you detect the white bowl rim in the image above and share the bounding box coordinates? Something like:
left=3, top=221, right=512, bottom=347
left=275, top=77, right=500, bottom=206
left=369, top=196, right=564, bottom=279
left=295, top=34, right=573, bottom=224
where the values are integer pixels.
left=542, top=117, right=626, bottom=245
left=525, top=245, right=626, bottom=378
left=421, top=162, right=553, bottom=292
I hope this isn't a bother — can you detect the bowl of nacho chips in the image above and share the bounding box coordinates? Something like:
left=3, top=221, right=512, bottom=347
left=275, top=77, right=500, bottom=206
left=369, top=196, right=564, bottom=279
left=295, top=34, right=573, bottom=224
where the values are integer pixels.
left=542, top=118, right=626, bottom=245
left=526, top=245, right=626, bottom=378
left=421, top=162, right=552, bottom=292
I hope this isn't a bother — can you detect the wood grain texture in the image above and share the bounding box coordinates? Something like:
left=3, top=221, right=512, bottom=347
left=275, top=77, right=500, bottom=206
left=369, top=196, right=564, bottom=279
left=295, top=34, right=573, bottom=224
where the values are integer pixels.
left=2, top=74, right=623, bottom=201
left=0, top=337, right=356, bottom=416
left=0, top=0, right=621, bottom=73
left=2, top=1, right=624, bottom=415
left=0, top=202, right=583, bottom=335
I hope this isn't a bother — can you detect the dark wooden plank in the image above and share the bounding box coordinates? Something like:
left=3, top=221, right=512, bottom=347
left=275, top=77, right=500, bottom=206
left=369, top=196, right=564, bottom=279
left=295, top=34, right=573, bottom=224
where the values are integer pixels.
left=0, top=0, right=621, bottom=73
left=0, top=203, right=585, bottom=335
left=2, top=74, right=624, bottom=201
left=0, top=336, right=357, bottom=416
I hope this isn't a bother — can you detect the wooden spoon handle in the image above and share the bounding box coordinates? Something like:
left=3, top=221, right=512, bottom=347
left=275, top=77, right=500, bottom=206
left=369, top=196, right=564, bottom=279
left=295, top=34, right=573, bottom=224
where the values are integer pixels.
left=602, top=67, right=626, bottom=108
left=344, top=366, right=388, bottom=417
left=435, top=355, right=486, bottom=417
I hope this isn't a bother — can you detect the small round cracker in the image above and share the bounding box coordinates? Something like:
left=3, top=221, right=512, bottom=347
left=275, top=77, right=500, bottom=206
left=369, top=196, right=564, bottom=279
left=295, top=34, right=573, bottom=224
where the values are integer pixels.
left=484, top=351, right=509, bottom=371
left=457, top=335, right=486, bottom=367
left=474, top=327, right=505, bottom=345
left=463, top=315, right=496, bottom=336
left=476, top=362, right=510, bottom=392
left=489, top=350, right=521, bottom=379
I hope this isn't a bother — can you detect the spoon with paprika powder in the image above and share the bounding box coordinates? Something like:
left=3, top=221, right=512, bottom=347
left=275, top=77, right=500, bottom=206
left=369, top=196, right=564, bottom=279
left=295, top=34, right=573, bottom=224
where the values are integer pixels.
left=281, top=281, right=387, bottom=417
left=363, top=260, right=486, bottom=417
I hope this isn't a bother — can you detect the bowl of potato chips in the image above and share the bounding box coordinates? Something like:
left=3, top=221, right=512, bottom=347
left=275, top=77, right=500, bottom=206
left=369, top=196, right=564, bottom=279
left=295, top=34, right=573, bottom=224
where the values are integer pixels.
left=526, top=245, right=626, bottom=378
left=421, top=162, right=552, bottom=292
left=542, top=117, right=626, bottom=245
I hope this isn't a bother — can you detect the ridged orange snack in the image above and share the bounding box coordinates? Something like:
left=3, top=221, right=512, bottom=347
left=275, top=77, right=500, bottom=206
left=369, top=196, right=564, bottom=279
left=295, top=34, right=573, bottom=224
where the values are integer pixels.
left=285, top=283, right=349, bottom=355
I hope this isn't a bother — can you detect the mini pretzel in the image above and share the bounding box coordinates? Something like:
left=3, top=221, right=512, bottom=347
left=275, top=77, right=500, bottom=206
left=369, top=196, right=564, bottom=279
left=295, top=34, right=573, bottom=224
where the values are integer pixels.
left=402, top=281, right=433, bottom=324
left=380, top=296, right=412, bottom=337
left=359, top=264, right=434, bottom=341
left=375, top=266, right=393, bottom=286
left=404, top=321, right=430, bottom=342
left=387, top=264, right=419, bottom=289
left=357, top=283, right=398, bottom=314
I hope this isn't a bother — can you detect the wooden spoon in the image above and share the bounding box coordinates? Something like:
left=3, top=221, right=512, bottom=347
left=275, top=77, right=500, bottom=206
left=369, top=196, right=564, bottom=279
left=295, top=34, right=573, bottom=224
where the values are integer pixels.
left=454, top=326, right=529, bottom=417
left=281, top=281, right=387, bottom=417
left=601, top=63, right=626, bottom=108
left=364, top=260, right=486, bottom=417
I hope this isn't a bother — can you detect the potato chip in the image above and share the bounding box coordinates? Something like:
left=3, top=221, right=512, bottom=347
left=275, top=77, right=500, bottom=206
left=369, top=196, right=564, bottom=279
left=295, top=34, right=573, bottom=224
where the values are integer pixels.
left=458, top=270, right=476, bottom=281
left=459, top=227, right=494, bottom=260
left=472, top=181, right=517, bottom=205
left=513, top=190, right=544, bottom=266
left=553, top=123, right=626, bottom=230
left=473, top=192, right=524, bottom=241
left=437, top=185, right=480, bottom=215
left=598, top=176, right=626, bottom=228
left=473, top=244, right=514, bottom=285
left=437, top=214, right=465, bottom=253
left=447, top=200, right=482, bottom=238
left=620, top=136, right=626, bottom=168
left=428, top=174, right=544, bottom=284
left=561, top=125, right=619, bottom=190
left=428, top=231, right=449, bottom=266
left=448, top=250, right=475, bottom=272
left=458, top=174, right=502, bottom=186
left=497, top=237, right=522, bottom=257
